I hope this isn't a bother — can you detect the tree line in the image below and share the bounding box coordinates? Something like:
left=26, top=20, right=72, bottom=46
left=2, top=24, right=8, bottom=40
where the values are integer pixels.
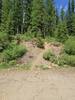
left=0, top=0, right=75, bottom=38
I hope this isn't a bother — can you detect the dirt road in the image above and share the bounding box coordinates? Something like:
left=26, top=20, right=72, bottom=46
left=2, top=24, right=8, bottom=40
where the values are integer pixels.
left=0, top=69, right=75, bottom=100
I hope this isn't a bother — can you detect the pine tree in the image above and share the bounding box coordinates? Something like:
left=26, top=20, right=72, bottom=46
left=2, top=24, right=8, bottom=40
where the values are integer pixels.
left=13, top=0, right=23, bottom=34
left=0, top=0, right=2, bottom=24
left=56, top=20, right=68, bottom=42
left=71, top=0, right=75, bottom=13
left=46, top=0, right=56, bottom=36
left=68, top=0, right=71, bottom=14
left=31, top=0, right=47, bottom=37
left=67, top=0, right=75, bottom=35
left=55, top=8, right=68, bottom=42
left=55, top=8, right=59, bottom=25
left=60, top=8, right=65, bottom=21
left=1, top=0, right=11, bottom=32
left=22, top=0, right=32, bottom=33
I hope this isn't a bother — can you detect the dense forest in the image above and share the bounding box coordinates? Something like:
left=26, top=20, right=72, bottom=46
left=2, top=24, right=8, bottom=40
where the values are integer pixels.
left=0, top=0, right=75, bottom=68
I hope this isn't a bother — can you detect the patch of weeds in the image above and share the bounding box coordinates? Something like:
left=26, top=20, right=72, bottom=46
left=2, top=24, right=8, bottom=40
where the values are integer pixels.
left=16, top=63, right=31, bottom=70
left=58, top=54, right=75, bottom=67
left=0, top=60, right=17, bottom=69
left=43, top=50, right=57, bottom=63
left=0, top=31, right=9, bottom=52
left=36, top=65, right=49, bottom=70
left=0, top=62, right=10, bottom=69
left=19, top=33, right=34, bottom=41
left=51, top=42, right=62, bottom=47
left=45, top=36, right=56, bottom=43
left=36, top=37, right=44, bottom=49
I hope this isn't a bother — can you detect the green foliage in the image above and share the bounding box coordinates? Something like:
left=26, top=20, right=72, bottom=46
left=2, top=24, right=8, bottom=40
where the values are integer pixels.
left=16, top=63, right=31, bottom=70
left=45, top=0, right=56, bottom=36
left=36, top=64, right=49, bottom=70
left=67, top=14, right=75, bottom=35
left=67, top=0, right=75, bottom=35
left=0, top=60, right=17, bottom=69
left=22, top=0, right=32, bottom=33
left=31, top=0, right=45, bottom=36
left=45, top=36, right=56, bottom=43
left=0, top=0, right=2, bottom=23
left=43, top=50, right=57, bottom=63
left=19, top=33, right=34, bottom=41
left=64, top=37, right=75, bottom=55
left=36, top=37, right=44, bottom=48
left=58, top=54, right=75, bottom=67
left=13, top=0, right=23, bottom=34
left=56, top=21, right=68, bottom=43
left=0, top=31, right=9, bottom=51
left=60, top=7, right=65, bottom=21
left=3, top=42, right=27, bottom=62
left=31, top=0, right=56, bottom=37
left=1, top=0, right=12, bottom=33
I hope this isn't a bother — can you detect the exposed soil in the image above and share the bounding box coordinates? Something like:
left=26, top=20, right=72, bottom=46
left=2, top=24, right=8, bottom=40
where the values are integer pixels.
left=50, top=43, right=62, bottom=57
left=0, top=41, right=75, bottom=100
left=17, top=41, right=62, bottom=69
left=0, top=69, right=75, bottom=100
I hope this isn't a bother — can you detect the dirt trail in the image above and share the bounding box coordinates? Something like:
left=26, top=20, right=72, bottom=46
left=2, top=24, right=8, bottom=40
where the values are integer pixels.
left=18, top=41, right=42, bottom=65
left=0, top=69, right=75, bottom=100
left=32, top=42, right=52, bottom=69
left=0, top=41, right=75, bottom=100
left=18, top=41, right=62, bottom=69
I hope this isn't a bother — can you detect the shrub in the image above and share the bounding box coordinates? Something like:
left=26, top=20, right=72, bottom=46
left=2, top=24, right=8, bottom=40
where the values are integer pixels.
left=64, top=37, right=75, bottom=55
left=43, top=50, right=57, bottom=63
left=0, top=31, right=9, bottom=52
left=36, top=37, right=44, bottom=48
left=0, top=60, right=17, bottom=69
left=58, top=54, right=75, bottom=67
left=19, top=33, right=34, bottom=41
left=3, top=42, right=27, bottom=61
left=45, top=36, right=56, bottom=43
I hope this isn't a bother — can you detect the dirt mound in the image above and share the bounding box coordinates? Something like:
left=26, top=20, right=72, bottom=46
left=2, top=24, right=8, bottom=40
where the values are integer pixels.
left=17, top=41, right=62, bottom=69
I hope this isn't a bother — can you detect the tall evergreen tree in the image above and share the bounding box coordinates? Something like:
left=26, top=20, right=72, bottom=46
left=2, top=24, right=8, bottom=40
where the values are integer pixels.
left=31, top=0, right=47, bottom=37
left=1, top=0, right=11, bottom=32
left=13, top=0, right=23, bottom=34
left=67, top=0, right=75, bottom=35
left=46, top=0, right=56, bottom=36
left=22, top=0, right=32, bottom=33
left=60, top=8, right=65, bottom=21
left=0, top=0, right=2, bottom=24
left=68, top=0, right=71, bottom=14
left=55, top=8, right=59, bottom=25
left=57, top=21, right=68, bottom=42
left=71, top=0, right=75, bottom=13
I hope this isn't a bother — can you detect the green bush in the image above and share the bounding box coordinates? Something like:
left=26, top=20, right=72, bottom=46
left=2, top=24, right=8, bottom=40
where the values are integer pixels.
left=36, top=37, right=44, bottom=48
left=19, top=33, right=34, bottom=41
left=64, top=37, right=75, bottom=55
left=45, top=36, right=56, bottom=43
left=3, top=42, right=27, bottom=61
left=0, top=60, right=17, bottom=69
left=43, top=50, right=57, bottom=63
left=58, top=54, right=75, bottom=67
left=0, top=31, right=9, bottom=52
